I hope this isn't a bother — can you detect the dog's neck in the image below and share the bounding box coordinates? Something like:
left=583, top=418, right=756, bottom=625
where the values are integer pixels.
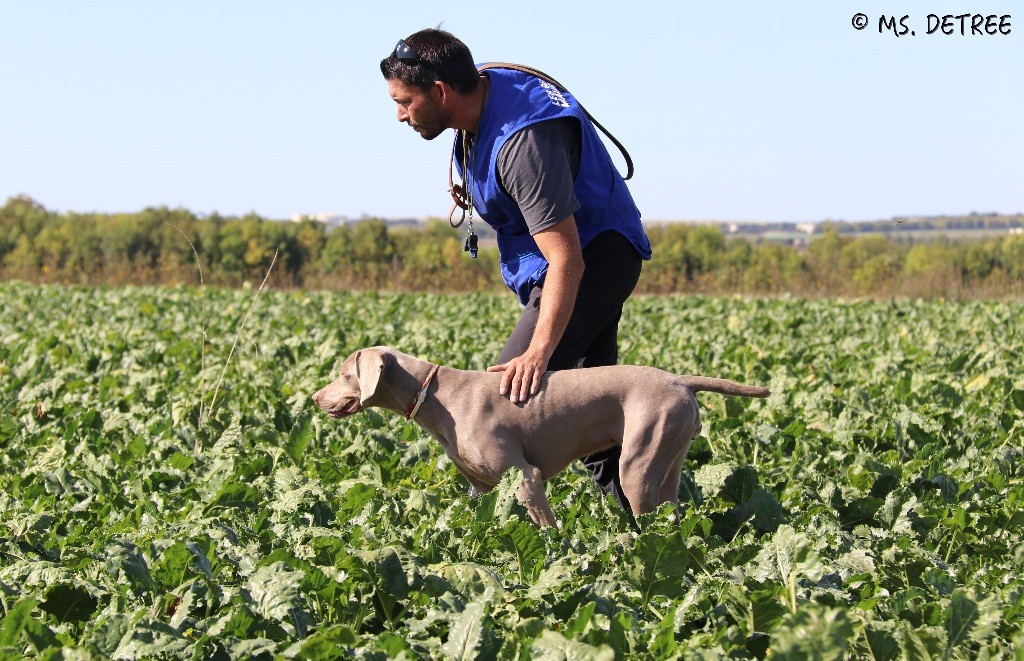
left=371, top=351, right=440, bottom=417
left=371, top=351, right=458, bottom=449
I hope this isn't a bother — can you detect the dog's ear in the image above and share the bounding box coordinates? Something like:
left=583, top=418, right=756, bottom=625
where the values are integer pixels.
left=355, top=348, right=389, bottom=405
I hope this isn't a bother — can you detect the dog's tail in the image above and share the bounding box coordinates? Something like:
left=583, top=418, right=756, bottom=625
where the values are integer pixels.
left=681, top=376, right=770, bottom=398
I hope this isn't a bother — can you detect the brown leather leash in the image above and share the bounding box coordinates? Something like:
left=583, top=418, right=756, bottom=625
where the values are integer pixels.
left=448, top=62, right=635, bottom=227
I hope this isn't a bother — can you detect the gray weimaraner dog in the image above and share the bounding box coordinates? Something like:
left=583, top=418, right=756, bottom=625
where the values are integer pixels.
left=312, top=346, right=770, bottom=527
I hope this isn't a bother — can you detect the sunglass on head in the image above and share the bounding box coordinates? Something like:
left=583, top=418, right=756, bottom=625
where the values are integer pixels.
left=393, top=39, right=440, bottom=78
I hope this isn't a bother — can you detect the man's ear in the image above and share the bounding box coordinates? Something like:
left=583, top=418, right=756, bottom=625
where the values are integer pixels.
left=355, top=348, right=389, bottom=405
left=433, top=79, right=451, bottom=104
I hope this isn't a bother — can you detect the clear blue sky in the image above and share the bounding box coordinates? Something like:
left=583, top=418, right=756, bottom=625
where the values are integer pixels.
left=2, top=1, right=1021, bottom=223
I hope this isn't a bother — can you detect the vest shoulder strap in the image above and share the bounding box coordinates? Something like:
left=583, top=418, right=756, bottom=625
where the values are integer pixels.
left=447, top=62, right=634, bottom=226
left=476, top=63, right=633, bottom=180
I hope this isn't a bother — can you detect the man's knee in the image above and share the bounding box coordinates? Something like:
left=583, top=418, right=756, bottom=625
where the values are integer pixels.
left=581, top=447, right=621, bottom=486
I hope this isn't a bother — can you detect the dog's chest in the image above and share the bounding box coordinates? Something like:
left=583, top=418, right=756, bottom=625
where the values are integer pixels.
left=448, top=446, right=497, bottom=487
left=427, top=428, right=498, bottom=487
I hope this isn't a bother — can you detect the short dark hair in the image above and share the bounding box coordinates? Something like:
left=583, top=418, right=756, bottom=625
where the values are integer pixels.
left=380, top=28, right=480, bottom=94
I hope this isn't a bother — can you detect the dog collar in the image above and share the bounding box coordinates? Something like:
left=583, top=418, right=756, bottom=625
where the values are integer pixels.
left=405, top=364, right=440, bottom=420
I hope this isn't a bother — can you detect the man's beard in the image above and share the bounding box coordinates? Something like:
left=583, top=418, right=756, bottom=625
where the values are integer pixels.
left=411, top=104, right=450, bottom=141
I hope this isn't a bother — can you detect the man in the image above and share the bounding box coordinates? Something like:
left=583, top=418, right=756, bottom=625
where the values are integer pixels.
left=380, top=28, right=652, bottom=517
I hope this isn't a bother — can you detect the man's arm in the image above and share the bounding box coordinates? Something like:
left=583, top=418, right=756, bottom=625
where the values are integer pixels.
left=487, top=117, right=582, bottom=401
left=487, top=214, right=584, bottom=402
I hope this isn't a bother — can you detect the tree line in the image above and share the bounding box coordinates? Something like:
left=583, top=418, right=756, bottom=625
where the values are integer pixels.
left=823, top=213, right=1023, bottom=235
left=2, top=195, right=1022, bottom=299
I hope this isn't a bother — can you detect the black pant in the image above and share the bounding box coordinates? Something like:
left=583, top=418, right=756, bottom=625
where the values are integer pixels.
left=497, top=230, right=643, bottom=516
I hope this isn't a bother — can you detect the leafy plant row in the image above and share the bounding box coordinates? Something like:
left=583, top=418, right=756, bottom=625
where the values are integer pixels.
left=0, top=281, right=1022, bottom=658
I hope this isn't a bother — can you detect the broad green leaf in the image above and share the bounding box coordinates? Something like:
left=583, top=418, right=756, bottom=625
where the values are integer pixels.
left=151, top=541, right=192, bottom=590
left=373, top=632, right=413, bottom=658
left=967, top=596, right=1002, bottom=645
left=335, top=480, right=379, bottom=514
left=207, top=482, right=263, bottom=511
left=354, top=546, right=421, bottom=600
left=564, top=601, right=597, bottom=639
left=965, top=373, right=990, bottom=393
left=109, top=616, right=195, bottom=659
left=168, top=451, right=194, bottom=471
left=748, top=525, right=824, bottom=587
left=38, top=583, right=99, bottom=623
left=721, top=584, right=787, bottom=634
left=284, top=625, right=357, bottom=659
left=750, top=488, right=786, bottom=533
left=82, top=613, right=139, bottom=657
left=527, top=561, right=578, bottom=601
left=206, top=598, right=261, bottom=639
left=863, top=624, right=900, bottom=661
left=494, top=467, right=522, bottom=523
left=474, top=467, right=526, bottom=524
left=439, top=588, right=493, bottom=660
left=498, top=519, right=546, bottom=584
left=105, top=540, right=154, bottom=596
left=427, top=562, right=504, bottom=598
left=694, top=463, right=736, bottom=498
left=649, top=607, right=679, bottom=658
left=625, top=530, right=703, bottom=608
left=228, top=637, right=279, bottom=659
left=945, top=590, right=1000, bottom=653
left=0, top=598, right=59, bottom=654
left=10, top=512, right=56, bottom=548
left=894, top=623, right=945, bottom=661
left=284, top=417, right=313, bottom=466
left=945, top=591, right=978, bottom=654
left=769, top=605, right=853, bottom=661
left=721, top=465, right=759, bottom=505
left=530, top=630, right=615, bottom=661
left=244, top=561, right=305, bottom=625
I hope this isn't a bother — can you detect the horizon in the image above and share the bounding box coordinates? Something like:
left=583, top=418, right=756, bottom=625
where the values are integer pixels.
left=8, top=193, right=1020, bottom=228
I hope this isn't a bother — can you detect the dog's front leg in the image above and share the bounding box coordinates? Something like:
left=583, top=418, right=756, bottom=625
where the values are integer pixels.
left=516, top=465, right=558, bottom=528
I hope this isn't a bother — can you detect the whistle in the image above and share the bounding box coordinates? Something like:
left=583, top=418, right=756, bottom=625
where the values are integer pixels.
left=464, top=232, right=479, bottom=258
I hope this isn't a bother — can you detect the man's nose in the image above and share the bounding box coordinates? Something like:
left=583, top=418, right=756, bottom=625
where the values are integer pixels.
left=396, top=106, right=409, bottom=123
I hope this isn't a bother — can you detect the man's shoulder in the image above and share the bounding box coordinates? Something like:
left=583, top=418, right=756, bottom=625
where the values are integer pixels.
left=504, top=117, right=578, bottom=149
left=497, top=118, right=581, bottom=177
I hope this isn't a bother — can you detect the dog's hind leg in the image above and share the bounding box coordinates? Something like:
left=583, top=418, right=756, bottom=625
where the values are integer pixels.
left=620, top=415, right=698, bottom=519
left=619, top=440, right=663, bottom=517
left=657, top=442, right=690, bottom=524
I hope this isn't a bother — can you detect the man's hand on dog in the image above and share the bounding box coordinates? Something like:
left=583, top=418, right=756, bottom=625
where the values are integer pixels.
left=488, top=347, right=549, bottom=403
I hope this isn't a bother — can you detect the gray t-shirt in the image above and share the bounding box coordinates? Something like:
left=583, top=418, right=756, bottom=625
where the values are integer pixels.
left=496, top=117, right=582, bottom=235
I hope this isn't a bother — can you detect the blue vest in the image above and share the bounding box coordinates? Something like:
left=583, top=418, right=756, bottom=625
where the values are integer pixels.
left=455, top=67, right=652, bottom=305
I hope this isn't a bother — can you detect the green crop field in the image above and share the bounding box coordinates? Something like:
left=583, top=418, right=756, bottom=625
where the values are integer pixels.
left=1, top=281, right=1022, bottom=658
